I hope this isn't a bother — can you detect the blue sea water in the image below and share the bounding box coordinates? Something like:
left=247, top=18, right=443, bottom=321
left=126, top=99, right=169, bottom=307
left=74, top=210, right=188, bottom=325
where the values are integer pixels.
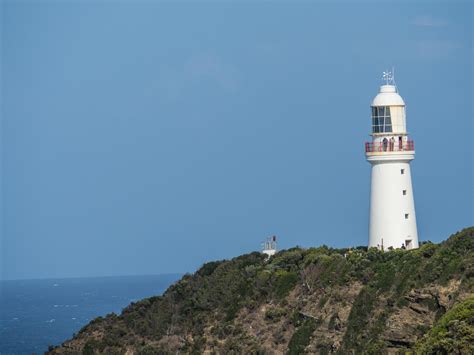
left=0, top=274, right=181, bottom=355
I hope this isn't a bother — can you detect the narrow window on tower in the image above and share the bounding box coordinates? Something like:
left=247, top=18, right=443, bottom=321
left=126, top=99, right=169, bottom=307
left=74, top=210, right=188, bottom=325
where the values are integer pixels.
left=405, top=213, right=409, bottom=219
left=401, top=169, right=405, bottom=175
left=403, top=190, right=407, bottom=195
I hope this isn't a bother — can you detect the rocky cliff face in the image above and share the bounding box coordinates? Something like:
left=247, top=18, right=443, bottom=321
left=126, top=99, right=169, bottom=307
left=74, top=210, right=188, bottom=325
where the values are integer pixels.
left=49, top=227, right=473, bottom=354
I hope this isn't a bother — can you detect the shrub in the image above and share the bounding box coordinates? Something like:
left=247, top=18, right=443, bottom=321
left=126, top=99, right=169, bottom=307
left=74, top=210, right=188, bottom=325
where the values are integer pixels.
left=274, top=270, right=299, bottom=299
left=265, top=306, right=287, bottom=321
left=288, top=318, right=319, bottom=355
left=415, top=296, right=474, bottom=354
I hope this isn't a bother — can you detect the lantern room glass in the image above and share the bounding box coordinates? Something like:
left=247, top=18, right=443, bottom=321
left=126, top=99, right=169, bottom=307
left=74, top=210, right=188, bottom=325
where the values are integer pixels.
left=371, top=106, right=392, bottom=133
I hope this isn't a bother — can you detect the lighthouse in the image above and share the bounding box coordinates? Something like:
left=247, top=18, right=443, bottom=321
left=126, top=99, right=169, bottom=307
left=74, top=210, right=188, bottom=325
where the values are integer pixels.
left=366, top=72, right=419, bottom=250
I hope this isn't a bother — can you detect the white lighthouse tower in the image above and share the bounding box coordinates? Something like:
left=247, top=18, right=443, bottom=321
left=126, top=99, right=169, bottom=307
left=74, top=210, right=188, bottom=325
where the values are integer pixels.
left=366, top=71, right=419, bottom=250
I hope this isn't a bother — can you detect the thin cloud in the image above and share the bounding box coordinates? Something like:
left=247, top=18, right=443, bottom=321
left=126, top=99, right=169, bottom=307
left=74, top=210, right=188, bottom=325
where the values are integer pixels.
left=411, top=15, right=449, bottom=28
left=184, top=52, right=240, bottom=92
left=414, top=39, right=461, bottom=58
left=152, top=52, right=241, bottom=102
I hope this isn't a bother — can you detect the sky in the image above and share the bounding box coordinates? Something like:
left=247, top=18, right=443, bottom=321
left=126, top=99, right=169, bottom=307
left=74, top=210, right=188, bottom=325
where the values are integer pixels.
left=1, top=0, right=472, bottom=280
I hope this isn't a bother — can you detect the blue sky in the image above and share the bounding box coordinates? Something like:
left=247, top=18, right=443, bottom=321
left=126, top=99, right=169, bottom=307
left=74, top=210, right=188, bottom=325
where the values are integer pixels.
left=1, top=1, right=472, bottom=280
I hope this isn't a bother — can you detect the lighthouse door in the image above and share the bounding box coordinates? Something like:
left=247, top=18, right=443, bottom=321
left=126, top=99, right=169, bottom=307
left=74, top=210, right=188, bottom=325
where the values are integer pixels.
left=405, top=239, right=413, bottom=250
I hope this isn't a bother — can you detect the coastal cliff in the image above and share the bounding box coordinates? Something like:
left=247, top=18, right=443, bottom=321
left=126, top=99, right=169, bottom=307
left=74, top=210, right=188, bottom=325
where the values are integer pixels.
left=49, top=227, right=473, bottom=354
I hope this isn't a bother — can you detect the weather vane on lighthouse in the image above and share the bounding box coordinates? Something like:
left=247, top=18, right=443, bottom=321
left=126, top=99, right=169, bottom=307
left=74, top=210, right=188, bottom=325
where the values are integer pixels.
left=382, top=68, right=396, bottom=85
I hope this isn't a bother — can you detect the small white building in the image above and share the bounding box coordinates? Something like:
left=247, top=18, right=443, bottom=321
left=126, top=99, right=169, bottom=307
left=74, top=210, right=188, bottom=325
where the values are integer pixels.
left=262, top=235, right=277, bottom=257
left=365, top=72, right=419, bottom=251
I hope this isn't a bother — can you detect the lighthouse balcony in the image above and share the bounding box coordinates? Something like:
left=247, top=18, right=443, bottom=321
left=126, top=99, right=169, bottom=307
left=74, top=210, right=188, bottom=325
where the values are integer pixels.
left=365, top=140, right=414, bottom=153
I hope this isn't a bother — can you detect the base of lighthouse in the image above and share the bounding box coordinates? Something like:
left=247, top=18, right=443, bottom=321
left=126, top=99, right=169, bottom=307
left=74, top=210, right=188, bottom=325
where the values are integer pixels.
left=368, top=154, right=419, bottom=250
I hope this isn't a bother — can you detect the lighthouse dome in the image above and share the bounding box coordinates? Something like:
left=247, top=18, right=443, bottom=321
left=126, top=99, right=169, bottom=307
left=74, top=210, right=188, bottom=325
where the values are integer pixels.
left=372, top=85, right=405, bottom=107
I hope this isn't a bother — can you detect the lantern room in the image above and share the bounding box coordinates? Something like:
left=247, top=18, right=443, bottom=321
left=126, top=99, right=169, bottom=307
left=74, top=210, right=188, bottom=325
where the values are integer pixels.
left=371, top=85, right=407, bottom=135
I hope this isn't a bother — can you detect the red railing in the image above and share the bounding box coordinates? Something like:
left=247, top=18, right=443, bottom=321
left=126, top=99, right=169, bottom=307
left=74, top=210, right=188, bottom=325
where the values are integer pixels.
left=365, top=140, right=414, bottom=153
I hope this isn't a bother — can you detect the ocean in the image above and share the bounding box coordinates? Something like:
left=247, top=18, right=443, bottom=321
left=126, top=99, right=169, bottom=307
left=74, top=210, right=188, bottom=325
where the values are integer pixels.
left=0, top=274, right=181, bottom=355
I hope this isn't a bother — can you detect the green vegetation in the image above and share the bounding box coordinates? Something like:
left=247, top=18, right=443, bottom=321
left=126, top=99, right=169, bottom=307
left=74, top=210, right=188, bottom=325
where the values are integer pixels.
left=50, top=227, right=473, bottom=354
left=415, top=296, right=474, bottom=354
left=338, top=227, right=474, bottom=352
left=288, top=318, right=319, bottom=355
left=274, top=270, right=298, bottom=299
left=265, top=306, right=287, bottom=321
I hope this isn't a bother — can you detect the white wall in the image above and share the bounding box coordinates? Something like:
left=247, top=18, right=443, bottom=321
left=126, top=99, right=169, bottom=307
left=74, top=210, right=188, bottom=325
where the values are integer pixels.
left=368, top=160, right=419, bottom=250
